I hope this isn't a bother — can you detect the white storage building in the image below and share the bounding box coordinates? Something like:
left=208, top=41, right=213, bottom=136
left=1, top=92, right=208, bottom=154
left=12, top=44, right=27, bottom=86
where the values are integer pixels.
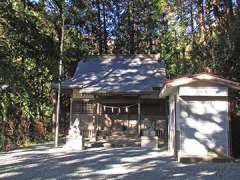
left=160, top=73, right=240, bottom=161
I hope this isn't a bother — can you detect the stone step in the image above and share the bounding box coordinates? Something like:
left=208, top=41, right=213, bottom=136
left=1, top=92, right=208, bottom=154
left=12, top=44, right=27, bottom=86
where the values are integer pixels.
left=111, top=136, right=137, bottom=140
left=111, top=131, right=137, bottom=136
left=85, top=137, right=140, bottom=148
left=109, top=140, right=140, bottom=147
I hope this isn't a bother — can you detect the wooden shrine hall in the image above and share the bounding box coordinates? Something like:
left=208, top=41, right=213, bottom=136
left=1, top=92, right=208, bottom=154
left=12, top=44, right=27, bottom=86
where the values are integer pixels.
left=53, top=55, right=168, bottom=147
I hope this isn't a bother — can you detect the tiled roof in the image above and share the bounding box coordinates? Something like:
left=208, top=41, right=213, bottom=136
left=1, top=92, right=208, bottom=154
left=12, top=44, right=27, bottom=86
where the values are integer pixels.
left=61, top=55, right=166, bottom=93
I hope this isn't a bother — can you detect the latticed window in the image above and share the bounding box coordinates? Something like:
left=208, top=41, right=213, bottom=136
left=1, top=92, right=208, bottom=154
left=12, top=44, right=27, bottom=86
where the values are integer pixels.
left=72, top=100, right=94, bottom=114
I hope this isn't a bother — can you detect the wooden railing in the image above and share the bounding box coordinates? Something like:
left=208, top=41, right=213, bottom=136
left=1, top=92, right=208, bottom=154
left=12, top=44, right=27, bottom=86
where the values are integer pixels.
left=80, top=129, right=96, bottom=139
left=155, top=129, right=167, bottom=139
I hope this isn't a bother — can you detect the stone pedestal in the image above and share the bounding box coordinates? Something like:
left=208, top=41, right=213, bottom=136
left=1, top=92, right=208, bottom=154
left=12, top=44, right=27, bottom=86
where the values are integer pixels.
left=141, top=136, right=158, bottom=149
left=64, top=118, right=84, bottom=150
left=141, top=128, right=158, bottom=149
left=65, top=135, right=84, bottom=150
left=143, top=129, right=156, bottom=137
left=89, top=136, right=97, bottom=143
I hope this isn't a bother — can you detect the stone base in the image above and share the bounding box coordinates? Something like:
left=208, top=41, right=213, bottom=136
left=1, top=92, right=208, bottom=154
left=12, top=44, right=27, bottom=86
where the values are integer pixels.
left=178, top=156, right=232, bottom=163
left=141, top=136, right=158, bottom=149
left=64, top=136, right=84, bottom=150
left=89, top=136, right=97, bottom=143
left=177, top=152, right=232, bottom=163
left=103, top=142, right=112, bottom=149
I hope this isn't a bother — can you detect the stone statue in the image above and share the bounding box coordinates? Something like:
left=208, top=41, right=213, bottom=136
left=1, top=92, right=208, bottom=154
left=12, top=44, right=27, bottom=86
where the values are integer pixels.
left=64, top=118, right=84, bottom=150
left=141, top=119, right=158, bottom=149
left=143, top=119, right=155, bottom=137
left=68, top=118, right=81, bottom=138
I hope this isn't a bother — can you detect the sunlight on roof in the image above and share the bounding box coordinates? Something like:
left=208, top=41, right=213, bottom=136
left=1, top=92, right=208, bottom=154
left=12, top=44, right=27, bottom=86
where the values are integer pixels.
left=61, top=55, right=166, bottom=92
left=168, top=74, right=215, bottom=87
left=119, top=69, right=138, bottom=74
left=134, top=74, right=147, bottom=81
left=197, top=74, right=214, bottom=80
left=170, top=78, right=193, bottom=86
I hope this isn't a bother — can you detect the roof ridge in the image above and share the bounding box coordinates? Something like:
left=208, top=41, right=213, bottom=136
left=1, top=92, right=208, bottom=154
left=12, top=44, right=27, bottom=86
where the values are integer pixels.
left=81, top=54, right=161, bottom=61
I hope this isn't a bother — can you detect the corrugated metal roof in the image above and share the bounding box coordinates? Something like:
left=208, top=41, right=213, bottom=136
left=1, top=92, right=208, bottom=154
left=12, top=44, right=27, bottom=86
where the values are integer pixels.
left=61, top=55, right=166, bottom=93
left=160, top=72, right=240, bottom=97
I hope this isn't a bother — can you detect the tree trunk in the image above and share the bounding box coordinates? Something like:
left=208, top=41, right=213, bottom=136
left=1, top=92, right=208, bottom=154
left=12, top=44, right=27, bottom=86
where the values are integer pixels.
left=128, top=0, right=135, bottom=54
left=147, top=1, right=153, bottom=54
left=114, top=0, right=120, bottom=53
left=96, top=0, right=103, bottom=55
left=143, top=0, right=148, bottom=53
left=224, top=0, right=234, bottom=31
left=39, top=0, right=45, bottom=11
left=206, top=1, right=215, bottom=67
left=206, top=1, right=213, bottom=38
left=227, top=0, right=234, bottom=18
left=102, top=1, right=108, bottom=54
left=198, top=0, right=206, bottom=44
left=237, top=0, right=240, bottom=16
left=190, top=0, right=195, bottom=46
left=21, top=0, right=26, bottom=9
left=212, top=0, right=222, bottom=34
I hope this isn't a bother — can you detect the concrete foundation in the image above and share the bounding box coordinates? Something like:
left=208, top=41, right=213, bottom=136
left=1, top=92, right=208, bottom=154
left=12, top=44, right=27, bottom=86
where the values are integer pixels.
left=141, top=136, right=158, bottom=149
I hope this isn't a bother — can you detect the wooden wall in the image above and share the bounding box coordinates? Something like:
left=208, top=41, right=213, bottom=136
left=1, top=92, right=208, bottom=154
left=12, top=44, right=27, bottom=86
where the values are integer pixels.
left=71, top=93, right=168, bottom=139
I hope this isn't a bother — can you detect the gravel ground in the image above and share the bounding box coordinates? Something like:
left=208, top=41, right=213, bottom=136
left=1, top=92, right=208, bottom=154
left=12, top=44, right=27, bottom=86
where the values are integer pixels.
left=0, top=144, right=240, bottom=180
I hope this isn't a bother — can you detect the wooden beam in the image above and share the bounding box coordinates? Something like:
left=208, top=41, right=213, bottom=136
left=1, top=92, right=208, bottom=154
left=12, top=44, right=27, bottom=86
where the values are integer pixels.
left=100, top=98, right=137, bottom=104
left=138, top=97, right=141, bottom=137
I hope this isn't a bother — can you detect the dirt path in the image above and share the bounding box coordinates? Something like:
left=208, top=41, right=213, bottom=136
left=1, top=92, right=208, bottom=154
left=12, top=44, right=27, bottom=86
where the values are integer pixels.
left=0, top=144, right=240, bottom=179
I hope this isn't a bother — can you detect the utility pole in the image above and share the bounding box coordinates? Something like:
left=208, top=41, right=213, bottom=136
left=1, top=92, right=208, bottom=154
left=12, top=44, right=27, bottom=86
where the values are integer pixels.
left=55, top=1, right=65, bottom=148
left=0, top=85, right=8, bottom=150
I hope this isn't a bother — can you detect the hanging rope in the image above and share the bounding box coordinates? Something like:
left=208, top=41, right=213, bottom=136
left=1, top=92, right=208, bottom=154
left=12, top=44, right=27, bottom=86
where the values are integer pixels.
left=103, top=103, right=138, bottom=109
left=102, top=103, right=138, bottom=113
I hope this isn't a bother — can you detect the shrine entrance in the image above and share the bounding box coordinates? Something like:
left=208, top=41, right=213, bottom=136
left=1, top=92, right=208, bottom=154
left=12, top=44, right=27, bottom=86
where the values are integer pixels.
left=101, top=103, right=139, bottom=136
left=69, top=93, right=167, bottom=148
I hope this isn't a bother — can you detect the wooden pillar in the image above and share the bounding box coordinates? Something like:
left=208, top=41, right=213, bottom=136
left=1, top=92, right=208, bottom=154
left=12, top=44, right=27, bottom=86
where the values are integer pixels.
left=138, top=97, right=141, bottom=137
left=51, top=91, right=57, bottom=135
left=97, top=102, right=100, bottom=130
left=228, top=95, right=232, bottom=157
left=165, top=98, right=169, bottom=141
left=92, top=96, right=99, bottom=141
left=70, top=98, right=73, bottom=126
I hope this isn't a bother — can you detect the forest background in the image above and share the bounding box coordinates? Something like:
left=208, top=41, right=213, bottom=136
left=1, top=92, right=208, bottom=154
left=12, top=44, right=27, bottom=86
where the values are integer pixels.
left=1, top=0, right=240, bottom=150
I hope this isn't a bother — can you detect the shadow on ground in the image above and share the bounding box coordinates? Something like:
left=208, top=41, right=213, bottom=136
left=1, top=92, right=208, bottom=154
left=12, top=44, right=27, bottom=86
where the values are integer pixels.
left=0, top=143, right=240, bottom=180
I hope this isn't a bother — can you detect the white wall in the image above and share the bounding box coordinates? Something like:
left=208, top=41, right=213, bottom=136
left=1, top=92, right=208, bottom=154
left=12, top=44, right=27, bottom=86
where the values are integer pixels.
left=179, top=97, right=229, bottom=157
left=179, top=86, right=228, bottom=96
